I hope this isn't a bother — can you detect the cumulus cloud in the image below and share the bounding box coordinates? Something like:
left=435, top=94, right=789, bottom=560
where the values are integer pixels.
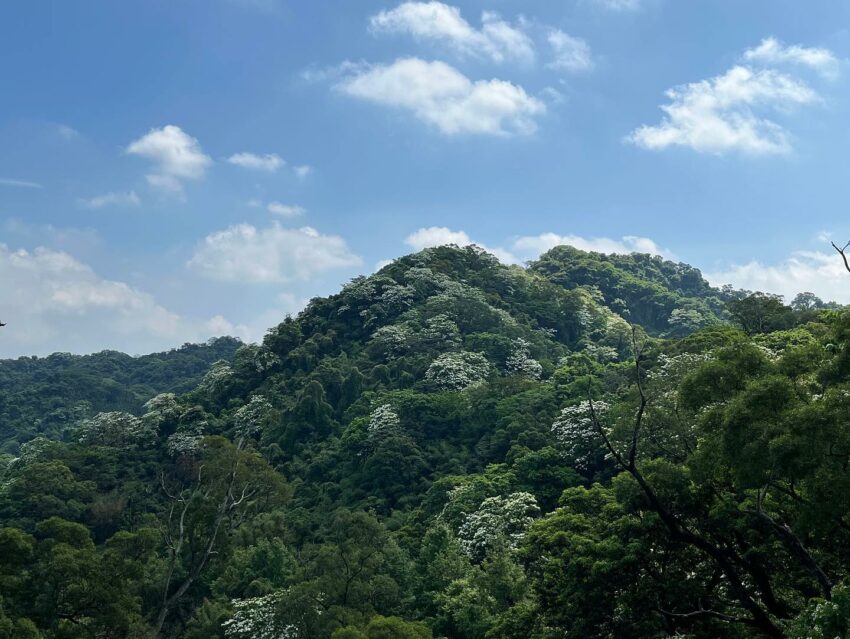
left=126, top=125, right=211, bottom=195
left=370, top=2, right=534, bottom=64
left=187, top=222, right=362, bottom=283
left=0, top=177, right=42, bottom=189
left=267, top=202, right=305, bottom=217
left=405, top=226, right=473, bottom=250
left=337, top=57, right=545, bottom=136
left=0, top=243, right=214, bottom=356
left=227, top=152, right=285, bottom=172
left=706, top=249, right=850, bottom=304
left=628, top=65, right=818, bottom=155
left=77, top=191, right=141, bottom=209
left=744, top=37, right=840, bottom=78
left=404, top=227, right=674, bottom=265
left=546, top=30, right=593, bottom=72
left=511, top=232, right=673, bottom=259
left=404, top=226, right=517, bottom=262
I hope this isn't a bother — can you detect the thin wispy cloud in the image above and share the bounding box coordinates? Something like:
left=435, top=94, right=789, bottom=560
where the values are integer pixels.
left=546, top=29, right=593, bottom=72
left=267, top=202, right=305, bottom=217
left=744, top=37, right=840, bottom=79
left=587, top=0, right=641, bottom=11
left=227, top=152, right=285, bottom=172
left=0, top=177, right=42, bottom=189
left=78, top=191, right=141, bottom=209
left=370, top=2, right=534, bottom=64
left=337, top=57, right=545, bottom=136
left=294, top=165, right=312, bottom=179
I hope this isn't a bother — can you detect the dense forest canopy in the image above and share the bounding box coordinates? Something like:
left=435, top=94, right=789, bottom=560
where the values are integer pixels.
left=0, top=337, right=243, bottom=454
left=1, top=245, right=848, bottom=639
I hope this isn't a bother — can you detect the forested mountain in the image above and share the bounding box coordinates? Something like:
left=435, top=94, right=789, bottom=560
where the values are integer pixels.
left=0, top=245, right=847, bottom=639
left=0, top=337, right=242, bottom=453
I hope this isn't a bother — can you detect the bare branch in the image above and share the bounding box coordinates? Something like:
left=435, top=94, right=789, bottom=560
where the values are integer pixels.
left=831, top=241, right=850, bottom=274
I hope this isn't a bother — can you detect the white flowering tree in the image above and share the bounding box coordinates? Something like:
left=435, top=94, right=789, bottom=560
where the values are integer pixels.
left=368, top=403, right=401, bottom=438
left=198, top=359, right=235, bottom=395
left=369, top=324, right=413, bottom=359
left=505, top=338, right=543, bottom=379
left=551, top=400, right=610, bottom=471
left=234, top=395, right=273, bottom=441
left=426, top=351, right=491, bottom=391
left=457, top=492, right=540, bottom=562
left=143, top=393, right=181, bottom=429
left=75, top=411, right=157, bottom=448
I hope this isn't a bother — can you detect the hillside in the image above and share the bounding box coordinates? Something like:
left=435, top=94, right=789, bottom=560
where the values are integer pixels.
left=0, top=245, right=847, bottom=639
left=530, top=245, right=730, bottom=334
left=0, top=337, right=242, bottom=453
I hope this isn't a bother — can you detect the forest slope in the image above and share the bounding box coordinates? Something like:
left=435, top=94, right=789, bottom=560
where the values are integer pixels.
left=0, top=245, right=845, bottom=639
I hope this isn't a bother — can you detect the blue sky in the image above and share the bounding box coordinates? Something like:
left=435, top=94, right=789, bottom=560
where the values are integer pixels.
left=2, top=0, right=850, bottom=356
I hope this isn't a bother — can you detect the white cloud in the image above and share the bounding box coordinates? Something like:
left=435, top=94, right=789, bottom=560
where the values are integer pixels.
left=628, top=65, right=818, bottom=155
left=0, top=177, right=42, bottom=189
left=337, top=57, right=545, bottom=136
left=588, top=0, right=641, bottom=10
left=404, top=226, right=517, bottom=263
left=370, top=2, right=534, bottom=64
left=227, top=152, right=285, bottom=172
left=126, top=125, right=211, bottom=195
left=77, top=191, right=141, bottom=209
left=267, top=202, right=305, bottom=217
left=744, top=37, right=839, bottom=78
left=294, top=165, right=312, bottom=179
left=405, top=226, right=473, bottom=250
left=56, top=124, right=81, bottom=140
left=404, top=227, right=674, bottom=265
left=187, top=222, right=362, bottom=283
left=546, top=30, right=593, bottom=72
left=706, top=249, right=850, bottom=303
left=511, top=232, right=673, bottom=259
left=0, top=244, right=206, bottom=357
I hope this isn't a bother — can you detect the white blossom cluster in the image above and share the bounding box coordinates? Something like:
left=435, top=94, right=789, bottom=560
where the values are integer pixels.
left=75, top=411, right=158, bottom=448
left=379, top=283, right=416, bottom=313
left=234, top=395, right=272, bottom=439
left=422, top=314, right=461, bottom=346
left=198, top=360, right=235, bottom=395
left=370, top=324, right=413, bottom=359
left=223, top=590, right=299, bottom=639
left=576, top=306, right=594, bottom=329
left=646, top=352, right=713, bottom=387
left=16, top=437, right=53, bottom=465
left=505, top=339, right=543, bottom=380
left=426, top=351, right=491, bottom=391
left=236, top=344, right=282, bottom=374
left=368, top=404, right=401, bottom=437
left=165, top=432, right=203, bottom=457
left=142, top=393, right=180, bottom=430
left=582, top=343, right=619, bottom=364
left=457, top=492, right=540, bottom=561
left=551, top=400, right=609, bottom=470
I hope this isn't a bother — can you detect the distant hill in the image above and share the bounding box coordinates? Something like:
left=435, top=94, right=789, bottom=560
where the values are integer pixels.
left=531, top=245, right=730, bottom=334
left=0, top=336, right=242, bottom=452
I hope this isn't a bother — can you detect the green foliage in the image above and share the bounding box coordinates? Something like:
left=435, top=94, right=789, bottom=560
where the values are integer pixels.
left=2, top=245, right=849, bottom=639
left=0, top=337, right=241, bottom=452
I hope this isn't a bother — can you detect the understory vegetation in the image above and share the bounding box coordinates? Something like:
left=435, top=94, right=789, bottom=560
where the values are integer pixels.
left=0, top=245, right=847, bottom=639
